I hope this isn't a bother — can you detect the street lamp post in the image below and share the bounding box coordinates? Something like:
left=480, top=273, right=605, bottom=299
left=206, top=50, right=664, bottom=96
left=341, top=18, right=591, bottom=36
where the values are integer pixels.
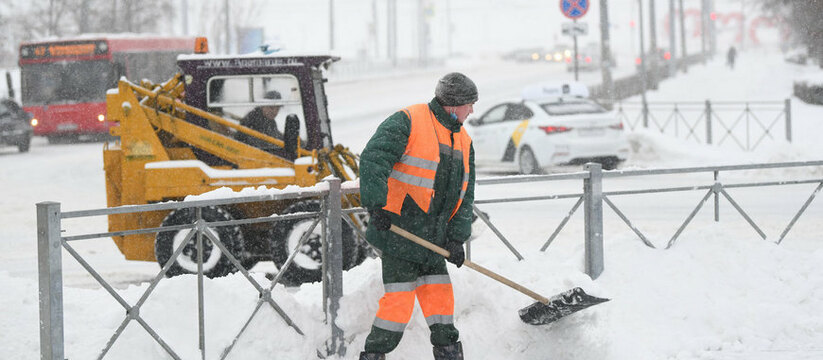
left=648, top=0, right=659, bottom=90
left=329, top=0, right=335, bottom=51
left=638, top=0, right=649, bottom=128
left=678, top=0, right=688, bottom=72
left=599, top=0, right=614, bottom=105
left=669, top=0, right=676, bottom=76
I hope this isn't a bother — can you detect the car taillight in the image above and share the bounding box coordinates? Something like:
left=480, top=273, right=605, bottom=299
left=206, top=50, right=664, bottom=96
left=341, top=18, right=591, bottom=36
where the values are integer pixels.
left=609, top=123, right=624, bottom=130
left=585, top=56, right=592, bottom=63
left=538, top=125, right=572, bottom=134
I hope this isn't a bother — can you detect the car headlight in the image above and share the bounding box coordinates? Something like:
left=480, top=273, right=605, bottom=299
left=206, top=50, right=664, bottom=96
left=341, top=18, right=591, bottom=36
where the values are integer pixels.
left=31, top=118, right=38, bottom=127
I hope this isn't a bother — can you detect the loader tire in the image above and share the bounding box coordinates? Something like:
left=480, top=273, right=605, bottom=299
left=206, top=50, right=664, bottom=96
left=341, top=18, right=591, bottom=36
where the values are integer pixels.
left=155, top=206, right=243, bottom=278
left=270, top=201, right=363, bottom=285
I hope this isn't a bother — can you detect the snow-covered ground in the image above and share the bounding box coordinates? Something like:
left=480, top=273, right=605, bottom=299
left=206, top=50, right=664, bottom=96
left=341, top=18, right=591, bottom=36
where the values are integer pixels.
left=2, top=49, right=823, bottom=359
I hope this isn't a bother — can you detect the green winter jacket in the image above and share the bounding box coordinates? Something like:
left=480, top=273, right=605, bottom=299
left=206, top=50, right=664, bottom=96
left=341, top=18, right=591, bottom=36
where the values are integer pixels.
left=360, top=98, right=476, bottom=266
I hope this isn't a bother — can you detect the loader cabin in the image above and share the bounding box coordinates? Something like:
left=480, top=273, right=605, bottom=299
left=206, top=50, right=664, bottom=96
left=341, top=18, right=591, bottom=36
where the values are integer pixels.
left=176, top=49, right=340, bottom=163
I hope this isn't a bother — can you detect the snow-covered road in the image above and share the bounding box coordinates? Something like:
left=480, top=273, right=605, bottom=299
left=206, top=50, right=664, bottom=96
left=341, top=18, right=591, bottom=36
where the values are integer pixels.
left=2, top=51, right=823, bottom=359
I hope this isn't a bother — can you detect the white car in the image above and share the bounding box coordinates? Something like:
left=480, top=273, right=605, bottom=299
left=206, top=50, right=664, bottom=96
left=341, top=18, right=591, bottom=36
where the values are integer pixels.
left=466, top=82, right=629, bottom=174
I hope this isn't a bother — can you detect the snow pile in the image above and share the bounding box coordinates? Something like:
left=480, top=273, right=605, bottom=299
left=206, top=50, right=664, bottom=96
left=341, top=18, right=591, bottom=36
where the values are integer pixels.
left=4, top=224, right=821, bottom=360
left=184, top=183, right=330, bottom=201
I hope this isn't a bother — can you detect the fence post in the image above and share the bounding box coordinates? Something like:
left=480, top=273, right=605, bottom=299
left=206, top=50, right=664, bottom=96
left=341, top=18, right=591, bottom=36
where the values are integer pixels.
left=785, top=98, right=792, bottom=142
left=642, top=97, right=649, bottom=128
left=713, top=171, right=720, bottom=222
left=705, top=99, right=713, bottom=145
left=37, top=202, right=64, bottom=360
left=583, top=163, right=604, bottom=279
left=322, top=178, right=345, bottom=357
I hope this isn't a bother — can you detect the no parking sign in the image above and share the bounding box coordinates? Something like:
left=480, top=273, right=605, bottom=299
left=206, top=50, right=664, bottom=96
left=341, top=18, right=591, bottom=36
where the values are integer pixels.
left=560, top=0, right=589, bottom=19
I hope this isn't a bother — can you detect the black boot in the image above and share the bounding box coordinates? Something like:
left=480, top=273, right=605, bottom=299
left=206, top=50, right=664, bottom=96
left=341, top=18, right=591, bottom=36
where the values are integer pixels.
left=432, top=341, right=463, bottom=360
left=359, top=352, right=385, bottom=360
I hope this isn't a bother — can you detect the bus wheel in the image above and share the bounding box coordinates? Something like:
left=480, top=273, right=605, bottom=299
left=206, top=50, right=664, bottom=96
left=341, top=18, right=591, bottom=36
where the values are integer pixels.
left=155, top=206, right=243, bottom=278
left=270, top=201, right=363, bottom=285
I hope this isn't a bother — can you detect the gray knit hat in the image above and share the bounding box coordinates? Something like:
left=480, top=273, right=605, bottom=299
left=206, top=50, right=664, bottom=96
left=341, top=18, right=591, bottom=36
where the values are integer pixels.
left=435, top=72, right=478, bottom=106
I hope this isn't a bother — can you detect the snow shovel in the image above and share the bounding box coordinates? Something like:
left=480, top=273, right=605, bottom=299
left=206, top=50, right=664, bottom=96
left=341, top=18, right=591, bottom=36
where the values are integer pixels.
left=389, top=224, right=609, bottom=325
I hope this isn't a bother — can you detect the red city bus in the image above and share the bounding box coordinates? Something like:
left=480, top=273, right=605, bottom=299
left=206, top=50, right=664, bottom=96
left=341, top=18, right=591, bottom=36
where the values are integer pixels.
left=18, top=35, right=195, bottom=142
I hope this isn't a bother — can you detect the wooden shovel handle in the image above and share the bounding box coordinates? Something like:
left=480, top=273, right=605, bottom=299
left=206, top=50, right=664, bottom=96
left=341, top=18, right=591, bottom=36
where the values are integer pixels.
left=389, top=225, right=550, bottom=304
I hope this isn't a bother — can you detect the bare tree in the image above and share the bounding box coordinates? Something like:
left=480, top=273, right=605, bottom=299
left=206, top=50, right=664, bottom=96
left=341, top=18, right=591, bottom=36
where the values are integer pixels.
left=193, top=0, right=266, bottom=54
left=760, top=0, right=823, bottom=67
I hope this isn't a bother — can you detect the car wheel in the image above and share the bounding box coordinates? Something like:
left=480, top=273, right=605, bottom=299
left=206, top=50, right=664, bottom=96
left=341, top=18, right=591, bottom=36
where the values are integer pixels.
left=270, top=201, right=364, bottom=285
left=17, top=135, right=31, bottom=153
left=155, top=206, right=243, bottom=278
left=518, top=146, right=541, bottom=175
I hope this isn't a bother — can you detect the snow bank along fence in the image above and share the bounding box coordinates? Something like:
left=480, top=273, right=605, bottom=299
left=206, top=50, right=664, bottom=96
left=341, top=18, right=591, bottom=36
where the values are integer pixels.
left=36, top=160, right=823, bottom=359
left=603, top=99, right=792, bottom=151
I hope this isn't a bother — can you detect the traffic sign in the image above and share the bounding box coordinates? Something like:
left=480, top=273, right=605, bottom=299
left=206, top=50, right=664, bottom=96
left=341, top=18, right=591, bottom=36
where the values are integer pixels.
left=562, top=22, right=588, bottom=36
left=560, top=0, right=589, bottom=19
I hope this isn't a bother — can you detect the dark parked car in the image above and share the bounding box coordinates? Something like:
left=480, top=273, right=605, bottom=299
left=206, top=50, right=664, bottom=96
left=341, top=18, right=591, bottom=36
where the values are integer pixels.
left=0, top=98, right=33, bottom=152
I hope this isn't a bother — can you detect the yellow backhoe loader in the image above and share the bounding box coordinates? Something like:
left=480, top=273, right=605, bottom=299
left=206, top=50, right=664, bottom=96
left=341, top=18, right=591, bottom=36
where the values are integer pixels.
left=103, top=41, right=366, bottom=284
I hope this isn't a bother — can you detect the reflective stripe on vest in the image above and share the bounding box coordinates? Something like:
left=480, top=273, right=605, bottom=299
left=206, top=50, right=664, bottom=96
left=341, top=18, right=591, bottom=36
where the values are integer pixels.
left=383, top=103, right=471, bottom=220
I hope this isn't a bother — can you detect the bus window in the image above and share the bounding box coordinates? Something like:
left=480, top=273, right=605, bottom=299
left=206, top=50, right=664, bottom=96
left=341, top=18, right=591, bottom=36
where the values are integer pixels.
left=21, top=61, right=114, bottom=104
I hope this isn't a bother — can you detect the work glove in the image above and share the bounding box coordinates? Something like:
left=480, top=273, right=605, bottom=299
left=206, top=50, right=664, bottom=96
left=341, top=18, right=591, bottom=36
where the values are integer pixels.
left=368, top=208, right=392, bottom=231
left=443, top=241, right=465, bottom=268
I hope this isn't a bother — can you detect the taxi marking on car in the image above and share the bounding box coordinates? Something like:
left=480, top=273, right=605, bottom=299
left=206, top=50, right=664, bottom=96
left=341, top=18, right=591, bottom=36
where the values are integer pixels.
left=502, top=119, right=530, bottom=162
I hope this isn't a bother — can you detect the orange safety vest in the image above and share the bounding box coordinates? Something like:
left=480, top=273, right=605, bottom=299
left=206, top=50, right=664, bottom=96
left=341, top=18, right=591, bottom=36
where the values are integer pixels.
left=383, top=103, right=472, bottom=220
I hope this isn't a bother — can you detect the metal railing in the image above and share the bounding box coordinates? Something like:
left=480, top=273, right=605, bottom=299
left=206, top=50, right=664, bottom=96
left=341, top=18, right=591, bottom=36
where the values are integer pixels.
left=605, top=99, right=792, bottom=151
left=37, top=160, right=823, bottom=359
left=38, top=178, right=352, bottom=360
left=469, top=160, right=823, bottom=274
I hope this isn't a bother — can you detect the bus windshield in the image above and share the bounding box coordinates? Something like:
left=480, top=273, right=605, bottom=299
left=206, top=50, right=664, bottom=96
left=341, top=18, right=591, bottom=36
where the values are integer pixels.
left=21, top=60, right=116, bottom=105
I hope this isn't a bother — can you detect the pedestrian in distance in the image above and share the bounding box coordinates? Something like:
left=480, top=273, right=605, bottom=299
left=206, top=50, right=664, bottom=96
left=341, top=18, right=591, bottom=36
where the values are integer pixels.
left=236, top=90, right=283, bottom=149
left=358, top=72, right=478, bottom=360
left=727, top=46, right=738, bottom=70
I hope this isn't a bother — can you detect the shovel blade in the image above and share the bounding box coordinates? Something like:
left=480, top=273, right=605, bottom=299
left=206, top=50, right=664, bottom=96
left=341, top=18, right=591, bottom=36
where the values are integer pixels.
left=518, top=287, right=609, bottom=325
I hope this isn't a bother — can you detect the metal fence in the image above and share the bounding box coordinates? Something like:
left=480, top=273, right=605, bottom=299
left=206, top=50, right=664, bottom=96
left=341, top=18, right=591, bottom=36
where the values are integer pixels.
left=37, top=160, right=823, bottom=359
left=38, top=179, right=353, bottom=360
left=605, top=99, right=792, bottom=151
left=469, top=160, right=823, bottom=271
